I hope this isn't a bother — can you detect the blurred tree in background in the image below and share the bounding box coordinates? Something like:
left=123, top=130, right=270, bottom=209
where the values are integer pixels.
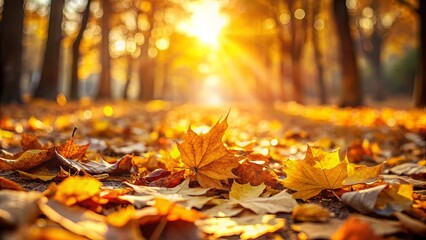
left=0, top=0, right=423, bottom=107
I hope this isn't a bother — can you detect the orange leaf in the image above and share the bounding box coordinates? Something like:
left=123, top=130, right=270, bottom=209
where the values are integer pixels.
left=233, top=161, right=279, bottom=188
left=56, top=137, right=89, bottom=160
left=53, top=176, right=102, bottom=206
left=331, top=216, right=383, bottom=240
left=153, top=198, right=207, bottom=222
left=176, top=115, right=240, bottom=188
left=21, top=133, right=42, bottom=151
left=0, top=176, right=25, bottom=191
left=0, top=149, right=54, bottom=170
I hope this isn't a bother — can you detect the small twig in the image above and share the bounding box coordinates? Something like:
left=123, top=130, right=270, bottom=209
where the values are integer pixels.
left=331, top=190, right=342, bottom=202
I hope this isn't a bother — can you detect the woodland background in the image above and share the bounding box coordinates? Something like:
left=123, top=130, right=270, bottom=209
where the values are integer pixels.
left=0, top=0, right=425, bottom=107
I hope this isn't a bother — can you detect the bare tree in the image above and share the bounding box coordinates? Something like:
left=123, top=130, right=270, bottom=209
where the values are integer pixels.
left=70, top=0, right=92, bottom=100
left=333, top=0, right=363, bottom=107
left=0, top=0, right=24, bottom=104
left=34, top=0, right=65, bottom=100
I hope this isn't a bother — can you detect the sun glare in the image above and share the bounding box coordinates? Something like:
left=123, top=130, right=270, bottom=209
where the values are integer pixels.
left=178, top=1, right=228, bottom=46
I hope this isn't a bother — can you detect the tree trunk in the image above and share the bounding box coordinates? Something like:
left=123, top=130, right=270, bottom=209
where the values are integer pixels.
left=70, top=0, right=92, bottom=100
left=333, top=0, right=363, bottom=107
left=289, top=0, right=307, bottom=103
left=0, top=0, right=24, bottom=104
left=139, top=3, right=155, bottom=101
left=124, top=55, right=133, bottom=99
left=414, top=0, right=426, bottom=107
left=312, top=0, right=327, bottom=104
left=33, top=0, right=64, bottom=100
left=370, top=41, right=384, bottom=101
left=98, top=0, right=111, bottom=99
left=139, top=58, right=155, bottom=101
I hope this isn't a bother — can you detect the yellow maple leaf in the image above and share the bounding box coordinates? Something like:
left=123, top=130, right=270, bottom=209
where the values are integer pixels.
left=283, top=146, right=383, bottom=201
left=283, top=146, right=348, bottom=201
left=176, top=115, right=240, bottom=188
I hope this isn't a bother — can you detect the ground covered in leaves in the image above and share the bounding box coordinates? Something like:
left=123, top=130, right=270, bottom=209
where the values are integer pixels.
left=0, top=100, right=425, bottom=239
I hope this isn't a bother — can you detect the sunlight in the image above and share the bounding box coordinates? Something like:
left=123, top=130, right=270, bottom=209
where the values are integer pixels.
left=178, top=0, right=228, bottom=46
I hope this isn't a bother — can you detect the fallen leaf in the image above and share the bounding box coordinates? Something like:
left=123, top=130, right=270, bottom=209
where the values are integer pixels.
left=283, top=146, right=348, bottom=200
left=204, top=182, right=297, bottom=217
left=283, top=146, right=382, bottom=200
left=38, top=198, right=143, bottom=240
left=0, top=176, right=25, bottom=191
left=0, top=149, right=54, bottom=170
left=55, top=137, right=89, bottom=160
left=176, top=115, right=240, bottom=188
left=148, top=170, right=185, bottom=188
left=122, top=178, right=211, bottom=208
left=53, top=176, right=103, bottom=206
left=233, top=161, right=280, bottom=188
left=342, top=184, right=413, bottom=216
left=106, top=205, right=136, bottom=227
left=291, top=203, right=332, bottom=222
left=196, top=214, right=285, bottom=239
left=393, top=211, right=426, bottom=236
left=331, top=216, right=383, bottom=240
left=153, top=198, right=207, bottom=222
left=343, top=163, right=383, bottom=185
left=387, top=163, right=426, bottom=176
left=143, top=168, right=171, bottom=182
left=18, top=167, right=58, bottom=181
left=202, top=200, right=244, bottom=217
left=29, top=226, right=87, bottom=240
left=291, top=214, right=400, bottom=239
left=0, top=190, right=42, bottom=227
left=55, top=150, right=133, bottom=175
left=21, top=133, right=42, bottom=151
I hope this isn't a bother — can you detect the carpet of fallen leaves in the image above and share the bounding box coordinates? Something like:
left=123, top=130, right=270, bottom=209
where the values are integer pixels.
left=0, top=100, right=425, bottom=240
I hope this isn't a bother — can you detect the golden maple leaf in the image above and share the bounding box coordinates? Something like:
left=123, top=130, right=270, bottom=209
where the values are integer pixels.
left=283, top=146, right=349, bottom=201
left=176, top=115, right=240, bottom=189
left=283, top=146, right=383, bottom=201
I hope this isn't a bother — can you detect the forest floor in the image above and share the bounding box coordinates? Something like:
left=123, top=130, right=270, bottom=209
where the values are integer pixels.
left=0, top=100, right=425, bottom=239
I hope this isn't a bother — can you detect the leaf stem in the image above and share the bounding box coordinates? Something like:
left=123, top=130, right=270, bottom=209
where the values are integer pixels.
left=72, top=126, right=78, bottom=137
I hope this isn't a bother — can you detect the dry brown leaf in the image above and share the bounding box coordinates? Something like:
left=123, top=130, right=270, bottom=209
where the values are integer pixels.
left=18, top=167, right=58, bottom=182
left=0, top=149, right=54, bottom=171
left=21, top=133, right=42, bottom=151
left=176, top=115, right=240, bottom=189
left=233, top=161, right=280, bottom=188
left=56, top=137, right=89, bottom=160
